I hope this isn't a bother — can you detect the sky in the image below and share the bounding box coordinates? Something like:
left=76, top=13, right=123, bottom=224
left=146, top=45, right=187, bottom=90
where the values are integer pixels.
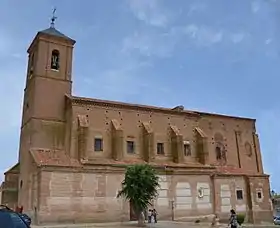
left=0, top=0, right=279, bottom=191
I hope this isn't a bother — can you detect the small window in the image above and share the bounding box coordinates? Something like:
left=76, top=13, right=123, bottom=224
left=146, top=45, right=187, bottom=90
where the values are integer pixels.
left=20, top=180, right=23, bottom=189
left=257, top=191, right=262, bottom=199
left=236, top=190, right=243, bottom=200
left=184, top=141, right=191, bottom=156
left=127, top=141, right=135, bottom=154
left=51, top=49, right=60, bottom=71
left=157, top=143, right=164, bottom=155
left=29, top=53, right=34, bottom=78
left=94, top=138, right=103, bottom=152
left=30, top=53, right=34, bottom=68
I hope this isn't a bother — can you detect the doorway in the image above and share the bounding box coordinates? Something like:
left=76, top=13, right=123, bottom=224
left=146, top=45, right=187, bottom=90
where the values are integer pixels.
left=129, top=200, right=137, bottom=221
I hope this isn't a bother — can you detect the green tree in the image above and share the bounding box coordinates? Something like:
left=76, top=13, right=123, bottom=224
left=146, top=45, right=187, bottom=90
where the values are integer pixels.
left=117, top=164, right=160, bottom=226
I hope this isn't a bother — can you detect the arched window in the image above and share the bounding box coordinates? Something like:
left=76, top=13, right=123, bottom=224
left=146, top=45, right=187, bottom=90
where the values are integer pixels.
left=216, top=146, right=222, bottom=160
left=51, top=49, right=60, bottom=71
left=214, top=132, right=227, bottom=163
left=245, top=142, right=253, bottom=157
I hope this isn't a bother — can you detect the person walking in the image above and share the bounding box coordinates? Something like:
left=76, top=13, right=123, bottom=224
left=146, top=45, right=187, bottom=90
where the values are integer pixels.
left=147, top=209, right=152, bottom=223
left=152, top=209, right=157, bottom=223
left=228, top=209, right=238, bottom=228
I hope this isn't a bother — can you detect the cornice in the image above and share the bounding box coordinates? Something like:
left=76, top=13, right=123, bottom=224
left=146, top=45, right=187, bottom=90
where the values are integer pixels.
left=67, top=95, right=255, bottom=121
left=69, top=95, right=199, bottom=118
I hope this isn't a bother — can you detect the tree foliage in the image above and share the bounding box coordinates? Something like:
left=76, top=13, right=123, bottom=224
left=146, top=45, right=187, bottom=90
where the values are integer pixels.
left=271, top=190, right=280, bottom=199
left=237, top=214, right=245, bottom=225
left=117, top=164, right=160, bottom=215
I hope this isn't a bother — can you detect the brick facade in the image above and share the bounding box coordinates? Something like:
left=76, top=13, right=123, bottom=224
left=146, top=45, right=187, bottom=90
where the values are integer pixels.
left=1, top=24, right=273, bottom=225
left=0, top=163, right=19, bottom=209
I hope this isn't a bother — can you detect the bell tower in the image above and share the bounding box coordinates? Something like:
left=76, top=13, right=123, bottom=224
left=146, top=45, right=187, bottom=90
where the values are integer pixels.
left=18, top=12, right=76, bottom=210
left=23, top=14, right=75, bottom=126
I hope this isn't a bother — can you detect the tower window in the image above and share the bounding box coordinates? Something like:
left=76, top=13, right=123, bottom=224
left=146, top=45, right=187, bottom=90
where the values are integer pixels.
left=157, top=143, right=164, bottom=155
left=184, top=141, right=191, bottom=156
left=236, top=189, right=243, bottom=200
left=257, top=191, right=262, bottom=199
left=51, top=49, right=60, bottom=71
left=94, top=138, right=103, bottom=152
left=28, top=53, right=35, bottom=78
left=127, top=141, right=135, bottom=154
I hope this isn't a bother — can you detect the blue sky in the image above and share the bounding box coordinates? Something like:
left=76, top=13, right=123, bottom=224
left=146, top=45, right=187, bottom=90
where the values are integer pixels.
left=0, top=0, right=279, bottom=191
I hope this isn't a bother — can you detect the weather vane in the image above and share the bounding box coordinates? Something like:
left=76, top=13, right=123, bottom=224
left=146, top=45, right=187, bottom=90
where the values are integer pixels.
left=50, top=7, right=57, bottom=28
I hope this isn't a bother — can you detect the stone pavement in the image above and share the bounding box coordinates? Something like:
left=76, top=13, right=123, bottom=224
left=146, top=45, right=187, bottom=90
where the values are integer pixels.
left=31, top=221, right=209, bottom=228
left=31, top=221, right=277, bottom=228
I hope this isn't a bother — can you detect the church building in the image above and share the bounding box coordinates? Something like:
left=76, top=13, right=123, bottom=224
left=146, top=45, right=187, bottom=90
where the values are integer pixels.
left=0, top=19, right=273, bottom=225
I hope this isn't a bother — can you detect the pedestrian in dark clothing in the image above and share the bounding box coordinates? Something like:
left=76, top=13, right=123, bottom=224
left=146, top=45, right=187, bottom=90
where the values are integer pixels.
left=228, top=209, right=238, bottom=228
left=153, top=209, right=157, bottom=223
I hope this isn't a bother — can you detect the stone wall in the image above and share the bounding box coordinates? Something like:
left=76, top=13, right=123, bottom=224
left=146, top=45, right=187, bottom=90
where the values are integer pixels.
left=38, top=170, right=127, bottom=224
left=38, top=170, right=215, bottom=224
left=35, top=170, right=214, bottom=224
left=33, top=169, right=272, bottom=225
left=154, top=174, right=213, bottom=220
left=249, top=176, right=273, bottom=223
left=0, top=191, right=18, bottom=209
left=214, top=177, right=247, bottom=220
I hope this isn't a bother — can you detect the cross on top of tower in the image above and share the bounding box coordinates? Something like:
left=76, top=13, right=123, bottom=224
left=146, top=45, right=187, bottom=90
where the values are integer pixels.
left=50, top=7, right=57, bottom=28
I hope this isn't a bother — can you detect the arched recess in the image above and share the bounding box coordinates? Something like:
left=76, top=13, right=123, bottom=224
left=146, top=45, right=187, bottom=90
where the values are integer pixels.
left=245, top=141, right=253, bottom=157
left=214, top=132, right=227, bottom=164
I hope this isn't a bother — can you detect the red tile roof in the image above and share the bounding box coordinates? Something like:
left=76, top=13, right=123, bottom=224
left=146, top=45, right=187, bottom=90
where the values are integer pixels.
left=81, top=158, right=215, bottom=170
left=28, top=149, right=264, bottom=176
left=30, top=149, right=81, bottom=167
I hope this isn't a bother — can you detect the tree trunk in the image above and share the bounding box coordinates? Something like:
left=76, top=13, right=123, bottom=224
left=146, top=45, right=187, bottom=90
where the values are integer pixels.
left=138, top=211, right=145, bottom=227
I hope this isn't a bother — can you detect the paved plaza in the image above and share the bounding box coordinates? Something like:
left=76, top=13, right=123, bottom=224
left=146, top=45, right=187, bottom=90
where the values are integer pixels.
left=31, top=221, right=277, bottom=228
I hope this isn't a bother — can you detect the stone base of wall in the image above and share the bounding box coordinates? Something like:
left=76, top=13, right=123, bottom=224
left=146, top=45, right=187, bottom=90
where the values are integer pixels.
left=253, top=210, right=274, bottom=224
left=1, top=190, right=18, bottom=210
left=24, top=168, right=273, bottom=225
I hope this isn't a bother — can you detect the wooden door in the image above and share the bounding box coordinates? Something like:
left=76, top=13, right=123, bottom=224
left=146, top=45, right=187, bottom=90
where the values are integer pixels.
left=129, top=200, right=137, bottom=221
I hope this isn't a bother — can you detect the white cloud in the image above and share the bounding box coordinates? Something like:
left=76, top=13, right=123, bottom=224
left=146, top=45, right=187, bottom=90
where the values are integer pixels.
left=265, top=38, right=272, bottom=45
left=127, top=0, right=171, bottom=27
left=80, top=56, right=169, bottom=103
left=0, top=31, right=26, bottom=182
left=183, top=24, right=223, bottom=46
left=251, top=1, right=261, bottom=13
left=0, top=67, right=25, bottom=131
left=121, top=30, right=178, bottom=58
left=0, top=32, right=12, bottom=57
left=187, top=2, right=206, bottom=16
left=230, top=33, right=245, bottom=44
